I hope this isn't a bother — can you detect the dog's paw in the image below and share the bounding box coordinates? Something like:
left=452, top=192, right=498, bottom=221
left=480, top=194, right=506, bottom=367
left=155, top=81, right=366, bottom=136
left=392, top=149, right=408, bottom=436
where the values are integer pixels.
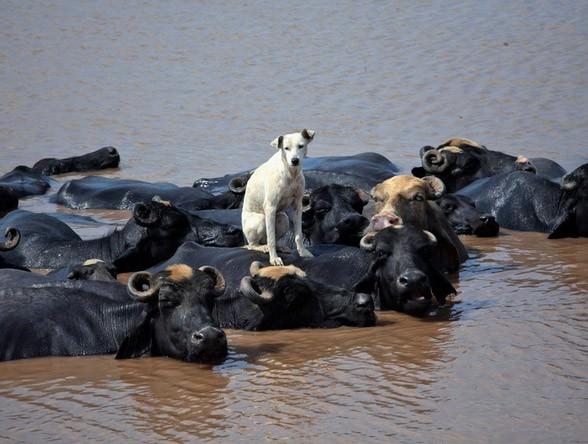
left=269, top=256, right=284, bottom=266
left=298, top=248, right=314, bottom=258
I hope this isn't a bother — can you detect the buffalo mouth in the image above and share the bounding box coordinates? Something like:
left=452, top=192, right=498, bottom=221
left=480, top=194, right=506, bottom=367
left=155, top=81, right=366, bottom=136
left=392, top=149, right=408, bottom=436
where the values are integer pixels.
left=401, top=290, right=437, bottom=315
left=186, top=348, right=228, bottom=364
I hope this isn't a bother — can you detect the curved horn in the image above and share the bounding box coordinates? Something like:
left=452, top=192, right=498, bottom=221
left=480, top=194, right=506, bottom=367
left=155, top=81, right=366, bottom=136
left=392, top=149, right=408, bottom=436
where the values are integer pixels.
left=422, top=176, right=446, bottom=199
left=422, top=149, right=450, bottom=173
left=249, top=261, right=264, bottom=276
left=423, top=230, right=438, bottom=245
left=198, top=266, right=226, bottom=295
left=0, top=227, right=20, bottom=251
left=133, top=202, right=159, bottom=226
left=302, top=193, right=312, bottom=212
left=127, top=271, right=160, bottom=302
left=360, top=232, right=377, bottom=251
left=228, top=176, right=248, bottom=194
left=239, top=276, right=273, bottom=305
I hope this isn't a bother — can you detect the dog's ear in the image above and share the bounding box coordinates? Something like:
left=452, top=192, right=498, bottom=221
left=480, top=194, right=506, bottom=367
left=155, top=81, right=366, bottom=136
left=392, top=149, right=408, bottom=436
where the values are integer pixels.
left=301, top=129, right=315, bottom=141
left=271, top=135, right=284, bottom=149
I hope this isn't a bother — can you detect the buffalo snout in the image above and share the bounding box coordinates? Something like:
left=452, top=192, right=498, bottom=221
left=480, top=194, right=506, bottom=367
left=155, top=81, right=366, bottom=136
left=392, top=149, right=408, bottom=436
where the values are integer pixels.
left=188, top=326, right=228, bottom=363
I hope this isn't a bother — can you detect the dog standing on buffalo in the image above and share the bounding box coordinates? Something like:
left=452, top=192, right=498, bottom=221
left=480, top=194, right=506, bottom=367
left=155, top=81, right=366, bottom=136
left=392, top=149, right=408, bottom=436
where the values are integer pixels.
left=242, top=129, right=316, bottom=266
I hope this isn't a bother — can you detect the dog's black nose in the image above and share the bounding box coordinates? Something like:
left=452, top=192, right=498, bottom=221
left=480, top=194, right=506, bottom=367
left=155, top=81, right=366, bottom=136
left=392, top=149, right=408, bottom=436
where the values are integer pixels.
left=291, top=158, right=300, bottom=166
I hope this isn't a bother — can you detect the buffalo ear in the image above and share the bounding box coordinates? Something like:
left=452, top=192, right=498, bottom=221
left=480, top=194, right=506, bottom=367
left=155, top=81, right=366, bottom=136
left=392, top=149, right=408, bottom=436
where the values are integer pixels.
left=427, top=266, right=456, bottom=305
left=115, top=311, right=153, bottom=359
left=411, top=167, right=427, bottom=178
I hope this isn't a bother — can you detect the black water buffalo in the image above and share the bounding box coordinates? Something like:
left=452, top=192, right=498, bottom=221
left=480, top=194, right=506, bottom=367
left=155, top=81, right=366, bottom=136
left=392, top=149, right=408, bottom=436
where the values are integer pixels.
left=550, top=164, right=588, bottom=238
left=436, top=194, right=499, bottom=237
left=0, top=166, right=52, bottom=198
left=47, top=259, right=118, bottom=282
left=412, top=137, right=565, bottom=193
left=193, top=152, right=400, bottom=196
left=150, top=242, right=376, bottom=328
left=52, top=176, right=241, bottom=211
left=457, top=171, right=560, bottom=233
left=0, top=264, right=228, bottom=362
left=150, top=223, right=455, bottom=316
left=301, top=184, right=370, bottom=246
left=0, top=186, right=19, bottom=217
left=369, top=175, right=468, bottom=272
left=195, top=184, right=370, bottom=248
left=31, top=146, right=120, bottom=175
left=0, top=201, right=243, bottom=270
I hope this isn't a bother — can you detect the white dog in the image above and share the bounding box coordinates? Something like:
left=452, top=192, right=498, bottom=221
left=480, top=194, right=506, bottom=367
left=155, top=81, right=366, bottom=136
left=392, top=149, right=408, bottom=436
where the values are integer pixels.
left=241, top=129, right=316, bottom=266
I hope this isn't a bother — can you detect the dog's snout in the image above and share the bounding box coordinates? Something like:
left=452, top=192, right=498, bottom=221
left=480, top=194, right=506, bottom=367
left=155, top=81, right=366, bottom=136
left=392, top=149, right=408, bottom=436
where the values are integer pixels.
left=291, top=158, right=300, bottom=166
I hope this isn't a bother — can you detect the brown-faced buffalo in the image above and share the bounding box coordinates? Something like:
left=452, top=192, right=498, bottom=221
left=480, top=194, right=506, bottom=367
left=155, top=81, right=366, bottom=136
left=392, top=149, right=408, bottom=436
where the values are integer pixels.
left=0, top=186, right=19, bottom=217
left=31, top=146, right=120, bottom=175
left=412, top=137, right=565, bottom=193
left=52, top=176, right=241, bottom=211
left=370, top=175, right=468, bottom=272
left=0, top=264, right=228, bottom=363
left=193, top=152, right=399, bottom=196
left=0, top=200, right=243, bottom=270
left=149, top=242, right=376, bottom=329
left=436, top=194, right=499, bottom=237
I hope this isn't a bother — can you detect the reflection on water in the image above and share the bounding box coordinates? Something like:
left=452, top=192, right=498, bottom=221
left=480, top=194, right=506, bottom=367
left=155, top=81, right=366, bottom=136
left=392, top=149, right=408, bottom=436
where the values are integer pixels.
left=1, top=0, right=587, bottom=442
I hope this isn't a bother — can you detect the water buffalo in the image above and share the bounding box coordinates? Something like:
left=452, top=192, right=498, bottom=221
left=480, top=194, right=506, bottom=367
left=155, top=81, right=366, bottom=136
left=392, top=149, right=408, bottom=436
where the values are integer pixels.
left=369, top=175, right=468, bottom=272
left=0, top=264, right=228, bottom=363
left=436, top=194, right=499, bottom=236
left=0, top=200, right=243, bottom=270
left=412, top=137, right=565, bottom=192
left=0, top=166, right=52, bottom=198
left=150, top=242, right=376, bottom=328
left=195, top=184, right=370, bottom=248
left=302, top=184, right=370, bottom=246
left=150, top=223, right=456, bottom=316
left=52, top=176, right=241, bottom=211
left=550, top=164, right=588, bottom=238
left=457, top=171, right=559, bottom=233
left=47, top=259, right=119, bottom=282
left=0, top=186, right=19, bottom=217
left=193, top=152, right=400, bottom=196
left=31, top=146, right=120, bottom=175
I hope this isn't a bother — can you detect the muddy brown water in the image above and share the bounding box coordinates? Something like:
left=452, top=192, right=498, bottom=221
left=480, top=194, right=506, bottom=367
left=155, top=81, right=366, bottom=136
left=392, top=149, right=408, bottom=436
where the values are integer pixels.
left=1, top=1, right=587, bottom=443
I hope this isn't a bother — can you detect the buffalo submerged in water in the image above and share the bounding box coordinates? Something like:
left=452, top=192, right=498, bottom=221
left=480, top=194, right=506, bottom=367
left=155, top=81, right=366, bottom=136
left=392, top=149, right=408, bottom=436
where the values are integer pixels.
left=0, top=264, right=229, bottom=362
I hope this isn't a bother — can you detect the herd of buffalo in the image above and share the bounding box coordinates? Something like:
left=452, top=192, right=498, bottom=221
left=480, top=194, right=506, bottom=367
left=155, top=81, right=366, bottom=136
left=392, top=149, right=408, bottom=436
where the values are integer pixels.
left=0, top=138, right=586, bottom=363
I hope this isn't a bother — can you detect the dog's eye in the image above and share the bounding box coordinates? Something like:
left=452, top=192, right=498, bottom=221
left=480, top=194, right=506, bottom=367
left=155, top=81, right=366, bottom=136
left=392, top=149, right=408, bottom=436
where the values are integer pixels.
left=284, top=146, right=291, bottom=151
left=298, top=144, right=304, bottom=149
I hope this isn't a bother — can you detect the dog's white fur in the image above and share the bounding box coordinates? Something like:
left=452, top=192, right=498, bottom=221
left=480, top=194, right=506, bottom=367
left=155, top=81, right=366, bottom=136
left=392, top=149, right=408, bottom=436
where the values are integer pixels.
left=242, top=130, right=316, bottom=265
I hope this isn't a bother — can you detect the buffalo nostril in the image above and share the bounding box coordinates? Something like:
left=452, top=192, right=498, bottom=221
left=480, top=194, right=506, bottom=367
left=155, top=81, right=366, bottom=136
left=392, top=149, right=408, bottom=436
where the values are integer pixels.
left=480, top=215, right=495, bottom=224
left=398, top=276, right=409, bottom=286
left=191, top=332, right=204, bottom=343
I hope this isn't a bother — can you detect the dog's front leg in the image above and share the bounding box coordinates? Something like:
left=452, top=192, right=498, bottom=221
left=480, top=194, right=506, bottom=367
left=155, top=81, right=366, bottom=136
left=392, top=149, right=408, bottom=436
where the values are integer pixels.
left=293, top=199, right=313, bottom=258
left=265, top=204, right=284, bottom=266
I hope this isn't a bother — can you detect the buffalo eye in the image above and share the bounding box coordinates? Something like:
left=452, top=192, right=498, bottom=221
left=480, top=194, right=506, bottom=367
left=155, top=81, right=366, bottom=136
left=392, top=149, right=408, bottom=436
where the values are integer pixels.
left=413, top=194, right=425, bottom=202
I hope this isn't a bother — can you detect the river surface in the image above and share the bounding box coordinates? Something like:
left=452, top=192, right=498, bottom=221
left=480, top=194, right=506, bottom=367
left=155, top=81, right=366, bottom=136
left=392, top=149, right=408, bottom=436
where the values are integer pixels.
left=1, top=1, right=587, bottom=443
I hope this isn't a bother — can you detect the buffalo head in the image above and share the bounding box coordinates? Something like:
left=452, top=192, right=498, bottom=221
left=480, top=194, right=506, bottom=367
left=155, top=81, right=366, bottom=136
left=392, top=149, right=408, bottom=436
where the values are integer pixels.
left=119, top=264, right=228, bottom=363
left=356, top=225, right=456, bottom=315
